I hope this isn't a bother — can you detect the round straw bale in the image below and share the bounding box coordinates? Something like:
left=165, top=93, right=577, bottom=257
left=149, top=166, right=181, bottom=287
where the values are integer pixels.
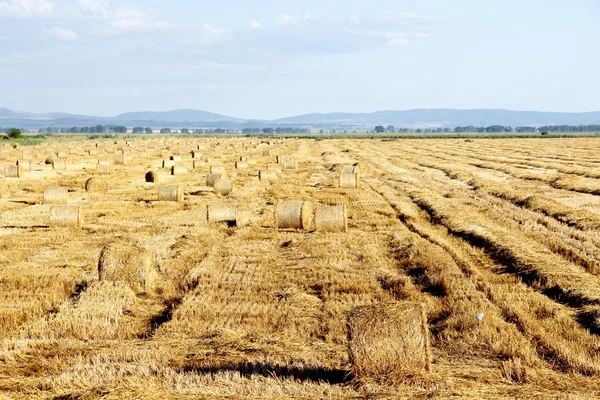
left=235, top=161, right=248, bottom=169
left=85, top=178, right=108, bottom=193
left=276, top=200, right=312, bottom=230
left=162, top=159, right=175, bottom=169
left=114, top=154, right=129, bottom=165
left=200, top=154, right=210, bottom=162
left=207, top=203, right=237, bottom=225
left=158, top=184, right=184, bottom=202
left=283, top=158, right=297, bottom=170
left=88, top=148, right=98, bottom=156
left=4, top=164, right=23, bottom=178
left=239, top=156, right=248, bottom=162
left=213, top=178, right=233, bottom=196
left=16, top=160, right=31, bottom=172
left=266, top=164, right=282, bottom=174
left=315, top=205, right=347, bottom=232
left=49, top=205, right=83, bottom=228
left=98, top=160, right=111, bottom=166
left=259, top=169, right=278, bottom=183
left=45, top=155, right=56, bottom=164
left=52, top=159, right=67, bottom=171
left=145, top=170, right=159, bottom=183
left=0, top=151, right=6, bottom=161
left=170, top=155, right=182, bottom=162
left=340, top=172, right=359, bottom=189
left=21, top=151, right=33, bottom=160
left=96, top=164, right=113, bottom=175
left=206, top=173, right=223, bottom=186
left=43, top=186, right=68, bottom=204
left=348, top=302, right=431, bottom=380
left=210, top=165, right=225, bottom=174
left=263, top=150, right=271, bottom=156
left=171, top=166, right=188, bottom=175
left=342, top=165, right=357, bottom=174
left=57, top=150, right=68, bottom=159
left=98, top=243, right=157, bottom=293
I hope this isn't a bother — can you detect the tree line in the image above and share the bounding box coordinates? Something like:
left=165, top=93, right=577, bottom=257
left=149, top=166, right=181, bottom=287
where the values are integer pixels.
left=39, top=125, right=128, bottom=133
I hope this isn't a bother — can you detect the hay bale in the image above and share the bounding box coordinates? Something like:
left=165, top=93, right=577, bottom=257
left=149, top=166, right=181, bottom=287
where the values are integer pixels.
left=96, top=164, right=113, bottom=175
left=98, top=160, right=111, bottom=166
left=263, top=150, right=271, bottom=156
left=266, top=164, right=282, bottom=174
left=45, top=155, right=56, bottom=165
left=207, top=204, right=237, bottom=225
left=0, top=151, right=6, bottom=161
left=283, top=158, right=297, bottom=170
left=16, top=160, right=31, bottom=172
left=235, top=161, right=248, bottom=169
left=52, top=159, right=67, bottom=171
left=340, top=172, right=359, bottom=189
left=348, top=302, right=431, bottom=381
left=158, top=184, right=184, bottom=202
left=276, top=200, right=312, bottom=230
left=145, top=171, right=159, bottom=183
left=85, top=177, right=109, bottom=193
left=97, top=243, right=157, bottom=293
left=162, top=160, right=175, bottom=169
left=171, top=166, right=188, bottom=175
left=206, top=173, right=223, bottom=187
left=200, top=154, right=210, bottom=162
left=170, top=155, right=182, bottom=162
left=57, top=150, right=68, bottom=159
left=213, top=179, right=233, bottom=196
left=259, top=169, right=278, bottom=183
left=315, top=205, right=347, bottom=232
left=342, top=165, right=357, bottom=174
left=4, top=164, right=23, bottom=178
left=88, top=148, right=98, bottom=156
left=49, top=206, right=83, bottom=228
left=210, top=165, right=225, bottom=174
left=113, top=154, right=127, bottom=165
left=43, top=186, right=68, bottom=204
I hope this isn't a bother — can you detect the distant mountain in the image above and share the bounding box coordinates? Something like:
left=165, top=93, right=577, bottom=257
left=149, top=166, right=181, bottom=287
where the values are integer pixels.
left=2, top=107, right=600, bottom=129
left=115, top=109, right=245, bottom=123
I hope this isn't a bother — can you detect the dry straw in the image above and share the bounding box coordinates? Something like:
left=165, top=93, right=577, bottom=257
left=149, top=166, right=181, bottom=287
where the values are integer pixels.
left=276, top=200, right=312, bottom=230
left=171, top=166, right=188, bottom=175
left=0, top=151, right=6, bottom=160
left=283, top=158, right=298, bottom=170
left=4, top=165, right=23, bottom=178
left=85, top=177, right=109, bottom=193
left=49, top=205, right=83, bottom=228
left=170, top=155, right=182, bottom=162
left=266, top=164, right=282, bottom=174
left=162, top=160, right=175, bottom=169
left=348, top=302, right=431, bottom=382
left=235, top=161, right=248, bottom=169
left=207, top=203, right=237, bottom=225
left=43, top=186, right=68, bottom=204
left=45, top=155, right=56, bottom=165
left=213, top=178, right=233, bottom=196
left=315, top=205, right=347, bottom=232
left=158, top=184, right=184, bottom=202
left=98, top=243, right=158, bottom=293
left=259, top=170, right=278, bottom=183
left=98, top=160, right=111, bottom=166
left=57, top=150, right=68, bottom=159
left=206, top=173, right=223, bottom=187
left=210, top=165, right=225, bottom=174
left=52, top=159, right=67, bottom=171
left=96, top=164, right=113, bottom=175
left=113, top=154, right=127, bottom=165
left=340, top=172, right=359, bottom=189
left=16, top=160, right=31, bottom=172
left=145, top=171, right=159, bottom=183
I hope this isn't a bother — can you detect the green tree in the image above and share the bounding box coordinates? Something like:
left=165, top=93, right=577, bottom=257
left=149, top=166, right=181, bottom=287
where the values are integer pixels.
left=374, top=125, right=385, bottom=133
left=160, top=128, right=171, bottom=134
left=7, top=128, right=22, bottom=138
left=386, top=125, right=395, bottom=133
left=132, top=127, right=144, bottom=133
left=145, top=127, right=153, bottom=134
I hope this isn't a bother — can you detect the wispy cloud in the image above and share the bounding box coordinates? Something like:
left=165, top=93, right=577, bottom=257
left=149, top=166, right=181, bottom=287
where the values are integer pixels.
left=0, top=0, right=55, bottom=18
left=45, top=25, right=77, bottom=40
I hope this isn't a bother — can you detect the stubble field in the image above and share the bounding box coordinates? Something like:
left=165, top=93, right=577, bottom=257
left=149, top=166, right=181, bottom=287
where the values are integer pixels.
left=2, top=136, right=600, bottom=399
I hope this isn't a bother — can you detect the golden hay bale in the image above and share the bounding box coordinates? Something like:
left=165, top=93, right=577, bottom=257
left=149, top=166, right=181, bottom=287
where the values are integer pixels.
left=49, top=205, right=83, bottom=228
left=43, top=186, right=68, bottom=204
left=145, top=171, right=159, bottom=183
left=21, top=151, right=33, bottom=160
left=96, top=164, right=113, bottom=175
left=263, top=149, right=271, bottom=156
left=192, top=160, right=204, bottom=169
left=0, top=151, right=6, bottom=160
left=239, top=156, right=248, bottom=161
left=97, top=243, right=158, bottom=293
left=200, top=154, right=210, bottom=162
left=348, top=302, right=431, bottom=381
left=206, top=173, right=223, bottom=187
left=340, top=172, right=359, bottom=189
left=98, top=160, right=111, bottom=166
left=276, top=200, right=312, bottom=230
left=16, top=160, right=31, bottom=172
left=4, top=164, right=23, bottom=178
left=213, top=178, right=233, bottom=196
left=52, top=159, right=67, bottom=171
left=207, top=203, right=237, bottom=225
left=57, top=150, right=68, bottom=159
left=170, top=155, right=182, bottom=161
left=259, top=169, right=278, bottom=183
left=266, top=164, right=282, bottom=174
left=162, top=159, right=175, bottom=169
left=114, top=154, right=131, bottom=165
left=158, top=184, right=184, bottom=202
left=210, top=165, right=225, bottom=174
left=283, top=158, right=298, bottom=170
left=85, top=177, right=109, bottom=193
left=235, top=161, right=248, bottom=169
left=171, top=166, right=188, bottom=175
left=44, top=155, right=56, bottom=165
left=342, top=165, right=357, bottom=174
left=315, top=205, right=348, bottom=232
left=247, top=158, right=257, bottom=166
left=88, top=148, right=98, bottom=156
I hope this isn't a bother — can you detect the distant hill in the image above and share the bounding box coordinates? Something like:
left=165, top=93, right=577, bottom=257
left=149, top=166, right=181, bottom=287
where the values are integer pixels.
left=2, top=107, right=600, bottom=129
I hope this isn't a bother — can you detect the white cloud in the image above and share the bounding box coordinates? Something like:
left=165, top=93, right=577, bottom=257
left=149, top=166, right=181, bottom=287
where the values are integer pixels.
left=247, top=20, right=263, bottom=30
left=0, top=0, right=54, bottom=18
left=76, top=0, right=109, bottom=16
left=198, top=24, right=233, bottom=45
left=45, top=25, right=77, bottom=40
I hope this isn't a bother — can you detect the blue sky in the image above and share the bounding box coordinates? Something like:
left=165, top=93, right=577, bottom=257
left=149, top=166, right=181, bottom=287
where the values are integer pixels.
left=0, top=0, right=598, bottom=118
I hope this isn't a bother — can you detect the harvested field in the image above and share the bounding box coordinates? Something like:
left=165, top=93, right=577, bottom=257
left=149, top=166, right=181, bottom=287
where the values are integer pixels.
left=2, top=137, right=600, bottom=398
